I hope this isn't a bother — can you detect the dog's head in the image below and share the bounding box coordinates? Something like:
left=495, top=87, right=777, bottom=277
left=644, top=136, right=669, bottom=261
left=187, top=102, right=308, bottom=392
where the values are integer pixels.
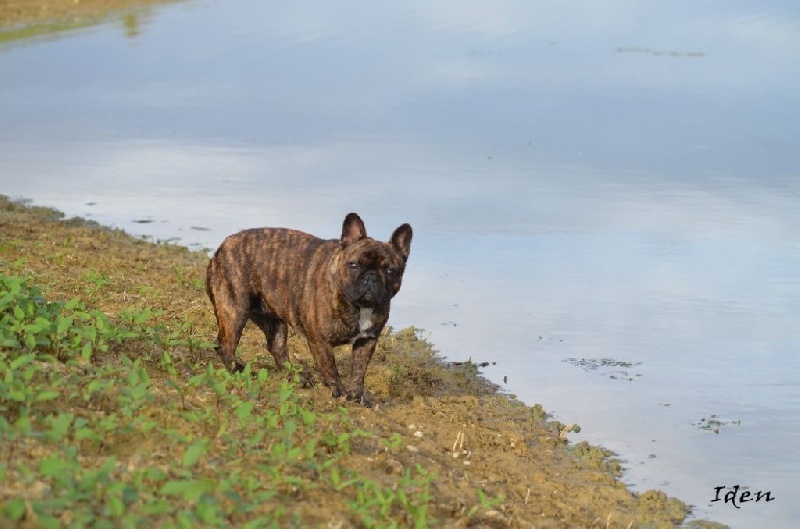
left=333, top=213, right=412, bottom=310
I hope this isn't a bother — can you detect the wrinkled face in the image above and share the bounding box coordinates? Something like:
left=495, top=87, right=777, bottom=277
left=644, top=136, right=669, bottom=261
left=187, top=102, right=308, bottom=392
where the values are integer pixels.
left=339, top=240, right=406, bottom=308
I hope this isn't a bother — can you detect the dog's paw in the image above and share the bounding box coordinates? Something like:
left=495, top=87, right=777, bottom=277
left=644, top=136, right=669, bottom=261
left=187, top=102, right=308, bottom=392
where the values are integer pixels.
left=297, top=371, right=316, bottom=388
left=346, top=391, right=373, bottom=408
left=228, top=359, right=246, bottom=373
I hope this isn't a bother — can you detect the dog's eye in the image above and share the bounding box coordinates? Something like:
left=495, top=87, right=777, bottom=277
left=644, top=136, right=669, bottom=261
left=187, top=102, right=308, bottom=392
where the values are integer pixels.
left=347, top=261, right=359, bottom=270
left=385, top=266, right=397, bottom=276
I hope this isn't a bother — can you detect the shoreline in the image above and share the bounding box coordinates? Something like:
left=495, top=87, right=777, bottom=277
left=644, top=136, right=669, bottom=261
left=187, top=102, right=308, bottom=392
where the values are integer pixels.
left=0, top=0, right=185, bottom=29
left=0, top=194, right=725, bottom=527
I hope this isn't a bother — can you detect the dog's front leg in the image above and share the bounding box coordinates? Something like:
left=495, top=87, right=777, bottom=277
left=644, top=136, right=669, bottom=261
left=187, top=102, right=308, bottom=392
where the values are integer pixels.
left=347, top=337, right=378, bottom=407
left=307, top=340, right=346, bottom=398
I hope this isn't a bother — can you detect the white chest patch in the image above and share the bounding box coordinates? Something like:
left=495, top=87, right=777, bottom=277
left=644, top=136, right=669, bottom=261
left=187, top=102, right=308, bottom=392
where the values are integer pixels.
left=357, top=307, right=375, bottom=339
left=359, top=307, right=374, bottom=332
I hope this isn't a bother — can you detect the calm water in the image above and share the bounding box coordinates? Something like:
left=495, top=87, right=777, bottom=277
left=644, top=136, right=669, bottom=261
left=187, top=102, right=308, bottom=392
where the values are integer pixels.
left=2, top=1, right=800, bottom=527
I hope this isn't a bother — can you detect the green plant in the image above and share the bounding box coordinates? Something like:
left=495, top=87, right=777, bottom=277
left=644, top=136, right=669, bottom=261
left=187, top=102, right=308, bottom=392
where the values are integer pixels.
left=382, top=432, right=404, bottom=452
left=344, top=465, right=436, bottom=528
left=83, top=269, right=113, bottom=300
left=466, top=488, right=504, bottom=518
left=1, top=273, right=509, bottom=527
left=0, top=275, right=128, bottom=362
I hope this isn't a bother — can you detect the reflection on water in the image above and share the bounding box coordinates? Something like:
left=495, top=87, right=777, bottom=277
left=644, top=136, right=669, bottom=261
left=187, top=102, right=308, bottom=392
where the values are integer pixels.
left=2, top=1, right=800, bottom=526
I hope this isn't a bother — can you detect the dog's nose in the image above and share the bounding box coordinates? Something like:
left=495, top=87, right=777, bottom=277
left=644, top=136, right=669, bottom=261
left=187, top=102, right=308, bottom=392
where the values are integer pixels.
left=359, top=271, right=383, bottom=300
left=363, top=270, right=379, bottom=286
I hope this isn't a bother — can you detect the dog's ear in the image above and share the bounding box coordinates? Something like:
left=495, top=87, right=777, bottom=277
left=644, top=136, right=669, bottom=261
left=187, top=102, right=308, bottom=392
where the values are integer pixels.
left=341, top=213, right=367, bottom=247
left=390, top=223, right=412, bottom=261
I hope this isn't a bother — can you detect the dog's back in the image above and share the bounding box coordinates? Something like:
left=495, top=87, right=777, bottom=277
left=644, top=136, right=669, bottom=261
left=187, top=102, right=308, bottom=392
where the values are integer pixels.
left=206, top=227, right=336, bottom=328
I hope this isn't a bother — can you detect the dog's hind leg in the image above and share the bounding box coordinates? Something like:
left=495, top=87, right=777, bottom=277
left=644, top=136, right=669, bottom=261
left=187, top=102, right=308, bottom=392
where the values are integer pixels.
left=212, top=306, right=247, bottom=372
left=206, top=268, right=248, bottom=372
left=249, top=313, right=289, bottom=369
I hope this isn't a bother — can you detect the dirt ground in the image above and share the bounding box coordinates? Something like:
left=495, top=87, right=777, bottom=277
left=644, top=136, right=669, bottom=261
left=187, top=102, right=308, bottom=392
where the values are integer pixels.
left=0, top=193, right=728, bottom=528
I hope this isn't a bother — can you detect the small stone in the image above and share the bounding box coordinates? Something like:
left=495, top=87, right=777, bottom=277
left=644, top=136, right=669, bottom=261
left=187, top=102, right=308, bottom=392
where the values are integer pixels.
left=384, top=458, right=403, bottom=475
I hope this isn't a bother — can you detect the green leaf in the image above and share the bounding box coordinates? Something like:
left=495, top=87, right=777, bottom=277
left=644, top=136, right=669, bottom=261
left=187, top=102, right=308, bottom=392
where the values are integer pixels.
left=37, top=516, right=61, bottom=529
left=65, top=297, right=81, bottom=310
left=39, top=455, right=72, bottom=478
left=235, top=400, right=254, bottom=421
left=134, top=309, right=152, bottom=325
left=6, top=390, right=26, bottom=402
left=86, top=380, right=107, bottom=397
left=10, top=354, right=33, bottom=370
left=56, top=315, right=73, bottom=335
left=36, top=390, right=60, bottom=402
left=47, top=412, right=73, bottom=438
left=3, top=498, right=26, bottom=521
left=14, top=416, right=32, bottom=434
left=22, top=323, right=45, bottom=335
left=160, top=479, right=212, bottom=501
left=160, top=480, right=194, bottom=495
left=108, top=495, right=125, bottom=517
left=75, top=428, right=98, bottom=441
left=145, top=467, right=167, bottom=481
left=0, top=338, right=21, bottom=348
left=182, top=439, right=208, bottom=468
left=35, top=316, right=53, bottom=330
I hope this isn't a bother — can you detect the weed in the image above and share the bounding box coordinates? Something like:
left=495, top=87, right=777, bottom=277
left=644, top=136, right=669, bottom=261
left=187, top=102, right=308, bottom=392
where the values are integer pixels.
left=344, top=465, right=435, bottom=528
left=0, top=273, right=510, bottom=526
left=466, top=488, right=504, bottom=518
left=83, top=269, right=113, bottom=300
left=382, top=432, right=405, bottom=452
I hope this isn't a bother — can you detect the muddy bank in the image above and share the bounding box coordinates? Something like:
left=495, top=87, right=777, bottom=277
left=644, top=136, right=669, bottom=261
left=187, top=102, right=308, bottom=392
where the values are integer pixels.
left=0, top=195, right=727, bottom=527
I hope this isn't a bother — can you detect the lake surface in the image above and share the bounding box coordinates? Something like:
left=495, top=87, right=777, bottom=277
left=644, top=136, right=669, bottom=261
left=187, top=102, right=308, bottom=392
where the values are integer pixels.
left=2, top=1, right=799, bottom=526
